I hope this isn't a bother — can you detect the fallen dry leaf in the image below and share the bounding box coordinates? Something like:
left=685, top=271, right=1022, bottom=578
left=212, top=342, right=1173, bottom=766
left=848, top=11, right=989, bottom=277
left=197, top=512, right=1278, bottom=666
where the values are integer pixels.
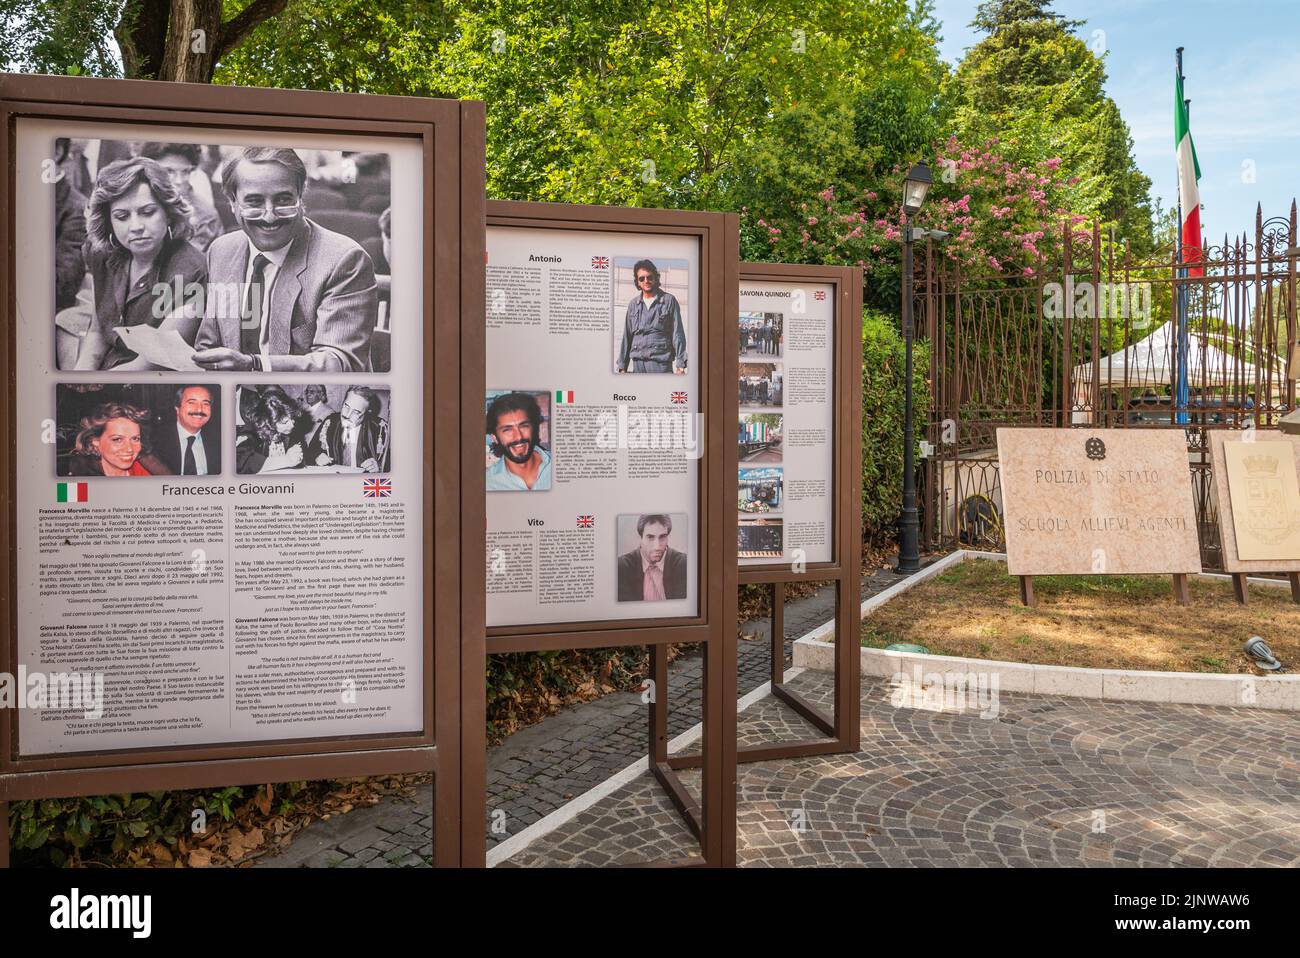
left=188, top=848, right=213, bottom=868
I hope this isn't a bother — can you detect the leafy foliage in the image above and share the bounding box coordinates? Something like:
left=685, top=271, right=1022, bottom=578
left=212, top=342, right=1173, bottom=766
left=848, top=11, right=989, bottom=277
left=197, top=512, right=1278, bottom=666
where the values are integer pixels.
left=12, top=785, right=256, bottom=866
left=861, top=309, right=929, bottom=545
left=948, top=0, right=1153, bottom=251
left=0, top=0, right=123, bottom=75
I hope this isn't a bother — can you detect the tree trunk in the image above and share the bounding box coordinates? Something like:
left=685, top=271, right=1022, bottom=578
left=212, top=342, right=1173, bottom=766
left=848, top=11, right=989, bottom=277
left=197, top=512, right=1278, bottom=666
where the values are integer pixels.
left=116, top=0, right=291, bottom=82
left=158, top=0, right=225, bottom=83
left=116, top=0, right=171, bottom=79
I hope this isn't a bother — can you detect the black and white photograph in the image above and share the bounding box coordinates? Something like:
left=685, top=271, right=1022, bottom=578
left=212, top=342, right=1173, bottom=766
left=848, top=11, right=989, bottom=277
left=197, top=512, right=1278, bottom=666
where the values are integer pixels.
left=235, top=383, right=391, bottom=475
left=737, top=518, right=783, bottom=559
left=484, top=389, right=553, bottom=492
left=739, top=412, right=783, bottom=464
left=52, top=135, right=393, bottom=373
left=738, top=466, right=783, bottom=515
left=739, top=361, right=783, bottom=407
left=612, top=255, right=690, bottom=375
left=615, top=512, right=689, bottom=602
left=55, top=382, right=222, bottom=477
left=740, top=311, right=783, bottom=359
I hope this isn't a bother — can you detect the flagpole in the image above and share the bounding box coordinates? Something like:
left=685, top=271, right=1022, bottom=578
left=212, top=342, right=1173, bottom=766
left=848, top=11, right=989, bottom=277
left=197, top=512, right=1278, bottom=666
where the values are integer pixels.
left=1175, top=48, right=1190, bottom=426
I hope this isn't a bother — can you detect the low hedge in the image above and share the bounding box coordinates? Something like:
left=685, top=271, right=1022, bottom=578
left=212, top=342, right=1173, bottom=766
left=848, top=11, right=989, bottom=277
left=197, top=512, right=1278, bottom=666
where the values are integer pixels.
left=861, top=308, right=929, bottom=546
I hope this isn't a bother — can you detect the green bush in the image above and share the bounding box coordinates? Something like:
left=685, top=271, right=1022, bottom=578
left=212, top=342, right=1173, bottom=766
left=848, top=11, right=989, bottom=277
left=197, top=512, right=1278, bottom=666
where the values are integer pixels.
left=861, top=308, right=929, bottom=546
left=9, top=785, right=256, bottom=867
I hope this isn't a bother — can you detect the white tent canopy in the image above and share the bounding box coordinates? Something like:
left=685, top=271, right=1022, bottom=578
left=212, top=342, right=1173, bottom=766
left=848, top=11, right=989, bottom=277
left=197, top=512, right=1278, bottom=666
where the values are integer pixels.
left=1071, top=322, right=1283, bottom=393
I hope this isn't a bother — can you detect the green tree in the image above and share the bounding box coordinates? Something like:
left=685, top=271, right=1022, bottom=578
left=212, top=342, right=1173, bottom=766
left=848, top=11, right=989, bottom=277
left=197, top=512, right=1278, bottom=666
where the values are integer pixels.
left=948, top=0, right=1154, bottom=251
left=1, top=0, right=123, bottom=74
left=432, top=0, right=915, bottom=207
left=215, top=0, right=454, bottom=94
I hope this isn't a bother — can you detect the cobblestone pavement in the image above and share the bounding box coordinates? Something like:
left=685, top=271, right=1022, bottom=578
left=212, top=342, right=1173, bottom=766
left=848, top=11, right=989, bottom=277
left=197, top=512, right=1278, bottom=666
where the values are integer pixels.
left=502, top=669, right=1300, bottom=867
left=259, top=564, right=911, bottom=868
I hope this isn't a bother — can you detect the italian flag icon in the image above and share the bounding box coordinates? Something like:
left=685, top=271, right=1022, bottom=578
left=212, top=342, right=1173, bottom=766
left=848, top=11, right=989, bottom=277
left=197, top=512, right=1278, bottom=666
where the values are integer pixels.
left=56, top=481, right=88, bottom=503
left=555, top=390, right=575, bottom=404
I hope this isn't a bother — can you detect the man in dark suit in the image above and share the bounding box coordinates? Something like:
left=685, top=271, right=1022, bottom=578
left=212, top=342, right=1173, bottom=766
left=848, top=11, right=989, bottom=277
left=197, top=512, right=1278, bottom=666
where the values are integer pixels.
left=146, top=385, right=221, bottom=476
left=192, top=146, right=377, bottom=373
left=308, top=385, right=390, bottom=473
left=616, top=514, right=687, bottom=602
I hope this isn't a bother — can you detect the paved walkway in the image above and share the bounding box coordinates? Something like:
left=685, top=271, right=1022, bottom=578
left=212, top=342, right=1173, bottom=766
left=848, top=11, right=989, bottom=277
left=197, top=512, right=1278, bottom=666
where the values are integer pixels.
left=502, top=669, right=1300, bottom=867
left=260, top=567, right=899, bottom=867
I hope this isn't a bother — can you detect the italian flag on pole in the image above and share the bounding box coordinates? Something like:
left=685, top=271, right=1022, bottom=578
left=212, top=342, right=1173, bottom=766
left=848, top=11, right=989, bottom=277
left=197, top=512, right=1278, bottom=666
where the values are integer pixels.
left=1175, top=70, right=1204, bottom=277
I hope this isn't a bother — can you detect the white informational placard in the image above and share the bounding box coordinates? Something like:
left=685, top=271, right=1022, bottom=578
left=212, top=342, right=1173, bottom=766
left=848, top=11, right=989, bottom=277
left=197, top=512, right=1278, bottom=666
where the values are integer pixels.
left=14, top=118, right=425, bottom=754
left=485, top=226, right=701, bottom=627
left=736, top=280, right=834, bottom=566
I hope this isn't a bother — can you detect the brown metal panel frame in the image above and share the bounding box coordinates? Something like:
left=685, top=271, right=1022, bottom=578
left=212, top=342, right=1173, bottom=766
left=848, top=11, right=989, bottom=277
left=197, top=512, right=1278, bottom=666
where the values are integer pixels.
left=675, top=262, right=863, bottom=768
left=481, top=200, right=738, bottom=867
left=0, top=73, right=482, bottom=869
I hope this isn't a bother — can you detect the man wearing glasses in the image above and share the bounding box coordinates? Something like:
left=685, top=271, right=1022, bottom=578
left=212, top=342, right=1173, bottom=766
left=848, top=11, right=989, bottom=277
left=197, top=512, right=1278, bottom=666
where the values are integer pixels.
left=192, top=146, right=378, bottom=373
left=615, top=259, right=687, bottom=374
left=309, top=385, right=391, bottom=473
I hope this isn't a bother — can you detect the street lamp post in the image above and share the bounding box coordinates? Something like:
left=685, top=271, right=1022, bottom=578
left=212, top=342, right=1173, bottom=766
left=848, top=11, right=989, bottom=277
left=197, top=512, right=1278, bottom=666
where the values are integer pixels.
left=896, top=161, right=932, bottom=575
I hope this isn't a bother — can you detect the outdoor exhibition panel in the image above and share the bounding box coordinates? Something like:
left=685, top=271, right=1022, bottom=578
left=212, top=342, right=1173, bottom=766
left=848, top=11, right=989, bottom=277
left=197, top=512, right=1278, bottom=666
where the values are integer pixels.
left=673, top=262, right=863, bottom=770
left=476, top=200, right=738, bottom=866
left=0, top=74, right=485, bottom=868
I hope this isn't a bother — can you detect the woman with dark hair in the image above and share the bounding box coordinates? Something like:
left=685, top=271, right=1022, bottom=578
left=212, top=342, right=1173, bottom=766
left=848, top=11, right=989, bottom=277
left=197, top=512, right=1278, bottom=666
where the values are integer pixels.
left=236, top=389, right=311, bottom=474
left=62, top=403, right=155, bottom=477
left=141, top=142, right=224, bottom=251
left=74, top=156, right=208, bottom=371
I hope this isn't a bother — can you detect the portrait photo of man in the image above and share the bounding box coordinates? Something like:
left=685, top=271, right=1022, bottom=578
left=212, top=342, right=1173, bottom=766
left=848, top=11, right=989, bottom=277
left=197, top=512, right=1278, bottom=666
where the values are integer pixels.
left=310, top=385, right=391, bottom=473
left=616, top=513, right=688, bottom=602
left=485, top=390, right=552, bottom=492
left=193, top=146, right=379, bottom=373
left=150, top=384, right=221, bottom=476
left=615, top=258, right=688, bottom=375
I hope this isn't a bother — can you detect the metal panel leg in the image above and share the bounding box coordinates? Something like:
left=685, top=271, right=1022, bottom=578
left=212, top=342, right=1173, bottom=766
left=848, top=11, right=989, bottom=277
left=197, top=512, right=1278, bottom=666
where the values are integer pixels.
left=649, top=644, right=668, bottom=764
left=770, top=582, right=785, bottom=686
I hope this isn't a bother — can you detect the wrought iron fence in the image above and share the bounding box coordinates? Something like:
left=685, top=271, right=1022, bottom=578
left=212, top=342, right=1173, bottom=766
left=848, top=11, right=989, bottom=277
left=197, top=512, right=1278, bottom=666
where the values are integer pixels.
left=923, top=203, right=1299, bottom=570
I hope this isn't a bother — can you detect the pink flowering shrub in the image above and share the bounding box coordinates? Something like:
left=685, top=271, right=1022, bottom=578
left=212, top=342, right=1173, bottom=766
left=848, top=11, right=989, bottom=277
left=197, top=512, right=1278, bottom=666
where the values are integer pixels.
left=742, top=136, right=1085, bottom=282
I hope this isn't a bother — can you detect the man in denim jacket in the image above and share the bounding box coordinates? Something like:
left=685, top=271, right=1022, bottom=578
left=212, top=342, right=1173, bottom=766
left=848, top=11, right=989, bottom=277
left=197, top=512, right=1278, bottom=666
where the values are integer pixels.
left=616, top=259, right=687, bottom=374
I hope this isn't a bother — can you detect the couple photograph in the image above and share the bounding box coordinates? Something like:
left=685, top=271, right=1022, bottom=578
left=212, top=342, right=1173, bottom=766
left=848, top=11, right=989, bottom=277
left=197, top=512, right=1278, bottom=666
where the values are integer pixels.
left=53, top=135, right=394, bottom=375
left=54, top=382, right=221, bottom=477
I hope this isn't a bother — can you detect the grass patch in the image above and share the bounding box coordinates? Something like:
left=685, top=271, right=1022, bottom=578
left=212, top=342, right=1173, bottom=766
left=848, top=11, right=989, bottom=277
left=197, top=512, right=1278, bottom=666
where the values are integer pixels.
left=860, top=559, right=1300, bottom=675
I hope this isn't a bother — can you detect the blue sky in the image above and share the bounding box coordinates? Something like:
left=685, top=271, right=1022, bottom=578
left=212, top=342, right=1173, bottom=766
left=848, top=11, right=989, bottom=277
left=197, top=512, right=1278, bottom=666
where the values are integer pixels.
left=930, top=0, right=1300, bottom=242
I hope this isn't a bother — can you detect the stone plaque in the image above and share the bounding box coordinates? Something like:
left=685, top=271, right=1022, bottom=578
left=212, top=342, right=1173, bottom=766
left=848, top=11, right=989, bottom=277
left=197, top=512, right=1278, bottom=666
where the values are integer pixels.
left=1209, top=430, right=1300, bottom=571
left=996, top=428, right=1201, bottom=576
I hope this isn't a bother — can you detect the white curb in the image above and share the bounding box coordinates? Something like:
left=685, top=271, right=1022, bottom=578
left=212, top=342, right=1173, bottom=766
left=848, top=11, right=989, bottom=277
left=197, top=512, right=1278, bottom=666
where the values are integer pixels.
left=793, top=550, right=1300, bottom=712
